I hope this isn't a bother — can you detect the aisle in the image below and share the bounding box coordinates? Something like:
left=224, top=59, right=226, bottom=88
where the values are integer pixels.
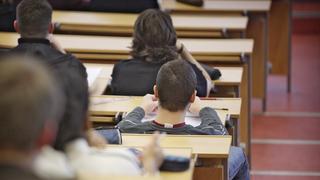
left=251, top=33, right=320, bottom=180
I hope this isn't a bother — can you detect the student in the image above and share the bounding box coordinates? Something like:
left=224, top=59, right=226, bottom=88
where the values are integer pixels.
left=6, top=0, right=88, bottom=151
left=0, top=0, right=89, bottom=31
left=87, top=0, right=159, bottom=13
left=0, top=57, right=64, bottom=180
left=117, top=60, right=249, bottom=180
left=33, top=57, right=164, bottom=178
left=0, top=0, right=16, bottom=31
left=110, top=9, right=221, bottom=97
left=34, top=74, right=164, bottom=178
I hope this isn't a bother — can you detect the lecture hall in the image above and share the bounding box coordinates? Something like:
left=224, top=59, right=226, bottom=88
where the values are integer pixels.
left=0, top=0, right=319, bottom=180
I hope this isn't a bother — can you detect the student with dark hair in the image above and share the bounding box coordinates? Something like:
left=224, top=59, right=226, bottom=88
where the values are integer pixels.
left=87, top=0, right=159, bottom=13
left=117, top=60, right=249, bottom=180
left=33, top=65, right=164, bottom=178
left=5, top=0, right=88, bottom=151
left=32, top=60, right=164, bottom=178
left=110, top=9, right=221, bottom=97
left=0, top=0, right=16, bottom=31
left=0, top=57, right=64, bottom=180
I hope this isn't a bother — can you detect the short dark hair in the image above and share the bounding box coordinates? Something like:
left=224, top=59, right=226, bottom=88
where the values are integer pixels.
left=131, top=9, right=178, bottom=63
left=156, top=60, right=197, bottom=112
left=16, top=0, right=52, bottom=37
left=0, top=56, right=64, bottom=151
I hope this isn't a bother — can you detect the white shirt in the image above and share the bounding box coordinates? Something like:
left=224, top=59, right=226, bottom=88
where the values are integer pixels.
left=34, top=138, right=142, bottom=179
left=65, top=138, right=142, bottom=177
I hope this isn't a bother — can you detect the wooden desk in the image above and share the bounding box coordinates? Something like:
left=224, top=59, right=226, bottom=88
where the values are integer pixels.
left=120, top=134, right=232, bottom=180
left=90, top=95, right=241, bottom=117
left=161, top=0, right=271, bottom=13
left=0, top=32, right=252, bottom=59
left=78, top=147, right=194, bottom=180
left=53, top=11, right=248, bottom=38
left=89, top=95, right=240, bottom=124
left=84, top=63, right=243, bottom=95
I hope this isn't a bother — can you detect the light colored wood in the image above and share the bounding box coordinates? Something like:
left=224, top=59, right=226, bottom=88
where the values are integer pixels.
left=79, top=147, right=194, bottom=180
left=247, top=15, right=267, bottom=100
left=77, top=53, right=241, bottom=63
left=0, top=32, right=254, bottom=56
left=121, top=134, right=231, bottom=158
left=161, top=0, right=271, bottom=13
left=89, top=95, right=241, bottom=119
left=269, top=0, right=291, bottom=76
left=214, top=66, right=243, bottom=86
left=52, top=10, right=248, bottom=32
left=84, top=63, right=243, bottom=87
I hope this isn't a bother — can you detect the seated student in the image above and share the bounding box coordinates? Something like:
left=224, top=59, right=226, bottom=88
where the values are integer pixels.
left=6, top=0, right=89, bottom=151
left=87, top=0, right=159, bottom=13
left=117, top=60, right=249, bottom=180
left=0, top=0, right=90, bottom=31
left=0, top=0, right=17, bottom=31
left=110, top=9, right=220, bottom=97
left=33, top=58, right=164, bottom=179
left=0, top=57, right=64, bottom=180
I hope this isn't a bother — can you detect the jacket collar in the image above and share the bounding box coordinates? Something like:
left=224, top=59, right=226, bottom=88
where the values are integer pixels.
left=18, top=38, right=50, bottom=45
left=152, top=120, right=186, bottom=128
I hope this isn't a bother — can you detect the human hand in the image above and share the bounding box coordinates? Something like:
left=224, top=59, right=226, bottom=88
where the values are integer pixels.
left=140, top=94, right=158, bottom=114
left=87, top=129, right=107, bottom=149
left=47, top=34, right=66, bottom=54
left=188, top=96, right=202, bottom=116
left=176, top=40, right=184, bottom=54
left=142, top=132, right=164, bottom=175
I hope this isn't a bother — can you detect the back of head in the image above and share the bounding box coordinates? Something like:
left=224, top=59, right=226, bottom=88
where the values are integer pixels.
left=131, top=9, right=178, bottom=63
left=156, top=60, right=197, bottom=112
left=16, top=0, right=52, bottom=38
left=0, top=56, right=63, bottom=152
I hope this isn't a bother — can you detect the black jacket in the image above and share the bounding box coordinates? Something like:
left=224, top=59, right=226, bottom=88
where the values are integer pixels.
left=9, top=38, right=88, bottom=151
left=110, top=58, right=208, bottom=97
left=0, top=3, right=16, bottom=32
left=0, top=164, right=42, bottom=180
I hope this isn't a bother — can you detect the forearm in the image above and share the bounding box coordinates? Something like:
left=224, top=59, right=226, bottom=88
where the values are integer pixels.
left=199, top=107, right=228, bottom=135
left=117, top=107, right=145, bottom=128
left=179, top=45, right=212, bottom=96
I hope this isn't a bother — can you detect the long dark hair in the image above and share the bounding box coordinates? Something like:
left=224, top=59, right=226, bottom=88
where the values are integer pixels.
left=131, top=9, right=178, bottom=63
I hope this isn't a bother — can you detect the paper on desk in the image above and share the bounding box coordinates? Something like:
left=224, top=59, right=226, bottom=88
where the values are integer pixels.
left=87, top=67, right=102, bottom=86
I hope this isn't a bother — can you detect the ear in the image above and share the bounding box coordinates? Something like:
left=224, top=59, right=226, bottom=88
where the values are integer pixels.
left=13, top=20, right=19, bottom=33
left=48, top=22, right=54, bottom=34
left=189, top=91, right=197, bottom=103
left=36, top=121, right=57, bottom=149
left=153, top=85, right=159, bottom=100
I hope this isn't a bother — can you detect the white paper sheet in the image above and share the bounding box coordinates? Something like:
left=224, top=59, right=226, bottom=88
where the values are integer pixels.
left=86, top=67, right=102, bottom=86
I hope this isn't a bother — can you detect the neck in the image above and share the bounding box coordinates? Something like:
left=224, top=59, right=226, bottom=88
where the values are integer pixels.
left=155, top=107, right=186, bottom=125
left=0, top=148, right=36, bottom=169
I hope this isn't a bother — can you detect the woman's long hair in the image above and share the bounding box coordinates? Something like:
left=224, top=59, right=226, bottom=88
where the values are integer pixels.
left=131, top=9, right=179, bottom=64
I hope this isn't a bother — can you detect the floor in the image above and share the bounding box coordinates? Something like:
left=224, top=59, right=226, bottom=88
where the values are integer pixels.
left=250, top=8, right=320, bottom=180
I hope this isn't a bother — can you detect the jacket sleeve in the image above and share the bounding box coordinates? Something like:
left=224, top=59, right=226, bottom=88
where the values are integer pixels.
left=117, top=107, right=145, bottom=131
left=196, top=107, right=228, bottom=135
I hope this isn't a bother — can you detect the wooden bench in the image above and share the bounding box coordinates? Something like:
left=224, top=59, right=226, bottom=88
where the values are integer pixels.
left=120, top=134, right=232, bottom=180
left=84, top=63, right=243, bottom=96
left=78, top=147, right=195, bottom=180
left=52, top=10, right=248, bottom=38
